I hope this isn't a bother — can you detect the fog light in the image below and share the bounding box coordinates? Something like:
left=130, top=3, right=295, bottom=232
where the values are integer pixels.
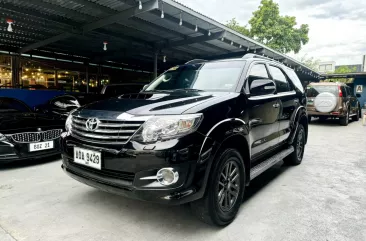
left=157, top=168, right=179, bottom=186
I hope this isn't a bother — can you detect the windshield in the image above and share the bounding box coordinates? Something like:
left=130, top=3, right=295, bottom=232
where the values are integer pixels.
left=306, top=85, right=338, bottom=97
left=145, top=61, right=245, bottom=92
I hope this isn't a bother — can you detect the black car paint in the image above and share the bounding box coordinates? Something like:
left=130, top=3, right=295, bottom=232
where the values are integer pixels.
left=0, top=98, right=65, bottom=163
left=60, top=57, right=308, bottom=204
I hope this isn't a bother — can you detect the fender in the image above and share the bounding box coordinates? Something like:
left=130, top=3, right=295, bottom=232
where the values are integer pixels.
left=198, top=118, right=248, bottom=160
left=288, top=106, right=307, bottom=145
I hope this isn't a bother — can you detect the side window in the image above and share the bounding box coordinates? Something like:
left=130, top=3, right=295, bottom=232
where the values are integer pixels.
left=269, top=66, right=291, bottom=93
left=285, top=69, right=304, bottom=93
left=248, top=64, right=269, bottom=88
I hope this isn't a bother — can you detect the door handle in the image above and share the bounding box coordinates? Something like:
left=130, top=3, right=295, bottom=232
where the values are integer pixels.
left=273, top=103, right=280, bottom=108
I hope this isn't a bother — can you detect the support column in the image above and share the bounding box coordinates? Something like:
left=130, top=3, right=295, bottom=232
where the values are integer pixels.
left=55, top=70, right=58, bottom=89
left=85, top=63, right=89, bottom=93
left=11, top=55, right=20, bottom=88
left=153, top=52, right=158, bottom=79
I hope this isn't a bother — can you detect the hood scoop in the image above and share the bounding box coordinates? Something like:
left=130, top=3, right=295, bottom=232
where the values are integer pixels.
left=119, top=93, right=169, bottom=100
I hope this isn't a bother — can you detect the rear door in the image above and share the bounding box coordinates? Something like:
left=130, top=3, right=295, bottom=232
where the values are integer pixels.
left=267, top=65, right=297, bottom=143
left=306, top=85, right=339, bottom=113
left=246, top=62, right=280, bottom=159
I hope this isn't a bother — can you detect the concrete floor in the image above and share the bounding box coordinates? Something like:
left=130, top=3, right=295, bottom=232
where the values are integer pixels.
left=1, top=118, right=366, bottom=241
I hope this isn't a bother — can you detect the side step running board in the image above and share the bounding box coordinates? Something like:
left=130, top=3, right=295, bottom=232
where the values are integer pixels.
left=250, top=146, right=294, bottom=180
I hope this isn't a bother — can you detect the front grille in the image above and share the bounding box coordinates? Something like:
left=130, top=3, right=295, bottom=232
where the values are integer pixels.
left=70, top=116, right=144, bottom=145
left=68, top=160, right=135, bottom=184
left=10, top=129, right=62, bottom=143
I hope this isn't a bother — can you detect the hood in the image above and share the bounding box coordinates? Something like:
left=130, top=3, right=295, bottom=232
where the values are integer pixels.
left=0, top=112, right=65, bottom=134
left=78, top=91, right=239, bottom=116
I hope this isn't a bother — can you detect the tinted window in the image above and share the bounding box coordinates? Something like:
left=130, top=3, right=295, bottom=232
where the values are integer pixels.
left=249, top=64, right=269, bottom=79
left=285, top=69, right=304, bottom=93
left=0, top=98, right=31, bottom=113
left=247, top=64, right=269, bottom=89
left=269, top=66, right=291, bottom=92
left=306, top=85, right=338, bottom=97
left=146, top=61, right=245, bottom=92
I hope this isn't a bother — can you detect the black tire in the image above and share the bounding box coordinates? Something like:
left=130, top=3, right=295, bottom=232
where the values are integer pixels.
left=190, top=148, right=245, bottom=226
left=340, top=110, right=349, bottom=126
left=284, top=124, right=306, bottom=166
left=352, top=105, right=360, bottom=121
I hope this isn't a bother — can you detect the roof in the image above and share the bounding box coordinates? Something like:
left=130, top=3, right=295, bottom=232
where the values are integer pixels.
left=0, top=0, right=320, bottom=81
left=322, top=72, right=366, bottom=79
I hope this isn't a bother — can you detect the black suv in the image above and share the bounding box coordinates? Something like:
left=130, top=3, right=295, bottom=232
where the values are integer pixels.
left=60, top=54, right=308, bottom=226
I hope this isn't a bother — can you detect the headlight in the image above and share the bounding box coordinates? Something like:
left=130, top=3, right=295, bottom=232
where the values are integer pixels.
left=132, top=114, right=203, bottom=143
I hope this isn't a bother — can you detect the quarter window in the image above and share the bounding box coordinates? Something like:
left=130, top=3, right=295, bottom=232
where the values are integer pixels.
left=269, top=66, right=291, bottom=93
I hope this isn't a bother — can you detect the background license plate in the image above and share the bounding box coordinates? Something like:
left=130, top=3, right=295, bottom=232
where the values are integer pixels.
left=74, top=147, right=101, bottom=170
left=29, top=141, right=54, bottom=152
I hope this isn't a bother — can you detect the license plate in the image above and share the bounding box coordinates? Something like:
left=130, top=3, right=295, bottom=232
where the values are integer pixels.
left=307, top=100, right=313, bottom=105
left=73, top=147, right=102, bottom=170
left=29, top=141, right=54, bottom=152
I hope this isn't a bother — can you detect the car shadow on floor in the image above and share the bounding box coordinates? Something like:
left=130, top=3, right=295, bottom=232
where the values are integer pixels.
left=77, top=161, right=290, bottom=231
left=309, top=117, right=359, bottom=126
left=0, top=154, right=61, bottom=170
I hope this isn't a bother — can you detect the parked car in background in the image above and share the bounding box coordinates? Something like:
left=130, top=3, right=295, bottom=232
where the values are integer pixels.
left=306, top=82, right=361, bottom=125
left=60, top=54, right=308, bottom=226
left=0, top=97, right=65, bottom=164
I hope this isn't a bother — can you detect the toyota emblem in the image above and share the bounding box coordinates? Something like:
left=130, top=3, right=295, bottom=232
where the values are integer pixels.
left=85, top=118, right=100, bottom=131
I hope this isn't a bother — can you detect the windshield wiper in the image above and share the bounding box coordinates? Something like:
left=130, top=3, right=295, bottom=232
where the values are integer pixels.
left=173, top=88, right=203, bottom=92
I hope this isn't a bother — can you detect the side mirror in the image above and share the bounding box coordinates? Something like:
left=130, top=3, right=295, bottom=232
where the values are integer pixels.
left=356, top=94, right=361, bottom=98
left=250, top=79, right=276, bottom=96
left=142, top=84, right=148, bottom=91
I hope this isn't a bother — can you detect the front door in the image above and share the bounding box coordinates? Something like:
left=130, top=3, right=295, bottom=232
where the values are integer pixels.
left=246, top=62, right=280, bottom=160
left=267, top=65, right=297, bottom=143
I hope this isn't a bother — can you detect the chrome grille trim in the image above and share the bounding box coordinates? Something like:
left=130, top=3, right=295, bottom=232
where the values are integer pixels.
left=9, top=129, right=62, bottom=143
left=70, top=116, right=144, bottom=145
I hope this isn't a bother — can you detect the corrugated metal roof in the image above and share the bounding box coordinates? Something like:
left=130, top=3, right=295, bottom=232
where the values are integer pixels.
left=0, top=0, right=320, bottom=79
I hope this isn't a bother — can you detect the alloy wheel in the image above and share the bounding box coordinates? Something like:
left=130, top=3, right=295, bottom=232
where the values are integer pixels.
left=296, top=129, right=305, bottom=160
left=217, top=160, right=240, bottom=212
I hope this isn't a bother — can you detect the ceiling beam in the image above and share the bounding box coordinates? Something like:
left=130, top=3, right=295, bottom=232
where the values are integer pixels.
left=157, top=31, right=226, bottom=49
left=19, top=0, right=159, bottom=53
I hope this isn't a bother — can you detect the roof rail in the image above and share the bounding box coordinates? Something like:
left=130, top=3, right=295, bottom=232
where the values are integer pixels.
left=185, top=59, right=207, bottom=64
left=242, top=53, right=275, bottom=62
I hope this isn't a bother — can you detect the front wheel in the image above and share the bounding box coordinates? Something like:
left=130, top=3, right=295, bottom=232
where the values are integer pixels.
left=284, top=124, right=306, bottom=166
left=190, top=148, right=245, bottom=226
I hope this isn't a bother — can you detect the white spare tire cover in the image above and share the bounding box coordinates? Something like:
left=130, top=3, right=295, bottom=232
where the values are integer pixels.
left=314, top=92, right=337, bottom=113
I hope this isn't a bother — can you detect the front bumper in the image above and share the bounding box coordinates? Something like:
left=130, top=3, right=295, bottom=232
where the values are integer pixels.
left=0, top=139, right=61, bottom=163
left=60, top=133, right=207, bottom=205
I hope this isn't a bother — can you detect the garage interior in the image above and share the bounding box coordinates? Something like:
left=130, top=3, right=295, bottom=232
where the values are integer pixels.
left=0, top=0, right=321, bottom=93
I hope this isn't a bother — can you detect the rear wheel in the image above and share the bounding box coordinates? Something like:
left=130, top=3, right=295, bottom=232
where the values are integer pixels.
left=352, top=105, right=360, bottom=121
left=190, top=148, right=245, bottom=226
left=340, top=110, right=349, bottom=126
left=284, top=124, right=305, bottom=166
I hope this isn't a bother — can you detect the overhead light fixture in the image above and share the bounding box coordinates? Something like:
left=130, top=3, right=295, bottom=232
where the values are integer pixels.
left=103, top=41, right=108, bottom=51
left=195, top=19, right=198, bottom=32
left=231, top=41, right=233, bottom=45
left=161, top=1, right=164, bottom=18
left=6, top=19, right=13, bottom=32
left=239, top=45, right=242, bottom=48
left=139, top=0, right=142, bottom=10
left=247, top=46, right=250, bottom=51
left=208, top=30, right=211, bottom=36
left=163, top=56, right=166, bottom=63
left=179, top=11, right=183, bottom=26
left=254, top=49, right=256, bottom=53
left=221, top=37, right=224, bottom=41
